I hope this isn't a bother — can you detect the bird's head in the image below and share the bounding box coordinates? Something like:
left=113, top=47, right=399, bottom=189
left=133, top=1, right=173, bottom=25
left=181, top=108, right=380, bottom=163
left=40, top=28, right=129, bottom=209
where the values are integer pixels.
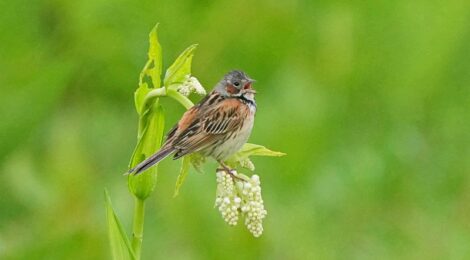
left=215, top=70, right=256, bottom=98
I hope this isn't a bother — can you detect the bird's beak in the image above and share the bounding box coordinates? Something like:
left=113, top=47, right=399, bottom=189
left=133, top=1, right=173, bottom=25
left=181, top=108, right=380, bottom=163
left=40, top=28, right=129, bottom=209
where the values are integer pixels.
left=243, top=78, right=256, bottom=92
left=243, top=87, right=257, bottom=94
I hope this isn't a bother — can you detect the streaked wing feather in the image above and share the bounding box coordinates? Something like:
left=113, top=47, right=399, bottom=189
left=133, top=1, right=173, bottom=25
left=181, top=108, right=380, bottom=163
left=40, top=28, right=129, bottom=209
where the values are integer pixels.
left=173, top=135, right=218, bottom=159
left=202, top=99, right=243, bottom=134
left=171, top=98, right=245, bottom=157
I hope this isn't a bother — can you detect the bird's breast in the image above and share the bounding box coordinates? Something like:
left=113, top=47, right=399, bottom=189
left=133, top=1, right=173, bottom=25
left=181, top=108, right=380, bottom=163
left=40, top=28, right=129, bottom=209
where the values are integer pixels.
left=210, top=106, right=255, bottom=161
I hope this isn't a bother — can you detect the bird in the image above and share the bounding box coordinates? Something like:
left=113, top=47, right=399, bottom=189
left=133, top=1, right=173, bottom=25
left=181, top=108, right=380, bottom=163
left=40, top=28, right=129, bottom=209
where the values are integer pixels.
left=128, top=70, right=257, bottom=177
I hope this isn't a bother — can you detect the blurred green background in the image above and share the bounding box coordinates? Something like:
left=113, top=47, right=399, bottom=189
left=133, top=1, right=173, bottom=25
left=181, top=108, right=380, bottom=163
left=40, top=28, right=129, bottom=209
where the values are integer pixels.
left=1, top=0, right=470, bottom=259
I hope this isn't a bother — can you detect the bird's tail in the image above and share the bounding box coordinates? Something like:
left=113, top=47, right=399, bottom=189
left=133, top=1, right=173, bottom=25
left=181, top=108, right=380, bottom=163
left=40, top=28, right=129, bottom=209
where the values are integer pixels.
left=127, top=147, right=174, bottom=175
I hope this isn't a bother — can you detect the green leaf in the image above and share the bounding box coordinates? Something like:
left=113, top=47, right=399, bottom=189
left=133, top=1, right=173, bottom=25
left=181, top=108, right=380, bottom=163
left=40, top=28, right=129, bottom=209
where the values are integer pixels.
left=138, top=24, right=162, bottom=89
left=134, top=24, right=162, bottom=114
left=226, top=143, right=286, bottom=168
left=164, top=44, right=197, bottom=87
left=166, top=88, right=195, bottom=110
left=232, top=143, right=286, bottom=159
left=105, top=189, right=136, bottom=260
left=173, top=156, right=191, bottom=197
left=127, top=25, right=168, bottom=201
left=128, top=102, right=165, bottom=200
left=147, top=24, right=162, bottom=89
left=134, top=82, right=151, bottom=114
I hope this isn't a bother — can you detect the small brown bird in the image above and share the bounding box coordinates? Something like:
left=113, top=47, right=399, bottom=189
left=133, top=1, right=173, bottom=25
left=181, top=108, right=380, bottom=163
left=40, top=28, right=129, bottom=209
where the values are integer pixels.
left=128, top=70, right=256, bottom=176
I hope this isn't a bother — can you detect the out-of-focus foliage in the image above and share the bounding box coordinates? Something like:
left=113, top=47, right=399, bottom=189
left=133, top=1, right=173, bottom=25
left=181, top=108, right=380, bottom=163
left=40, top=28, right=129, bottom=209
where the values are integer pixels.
left=1, top=0, right=469, bottom=259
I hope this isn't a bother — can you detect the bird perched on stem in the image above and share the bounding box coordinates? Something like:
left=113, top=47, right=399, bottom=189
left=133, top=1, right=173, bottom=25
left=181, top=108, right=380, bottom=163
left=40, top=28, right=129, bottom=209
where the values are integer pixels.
left=128, top=70, right=256, bottom=178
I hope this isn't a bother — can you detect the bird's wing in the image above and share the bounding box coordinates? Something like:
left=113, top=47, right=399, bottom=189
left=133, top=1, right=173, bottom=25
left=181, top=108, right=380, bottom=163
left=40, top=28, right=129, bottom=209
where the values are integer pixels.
left=201, top=98, right=245, bottom=134
left=170, top=97, right=247, bottom=159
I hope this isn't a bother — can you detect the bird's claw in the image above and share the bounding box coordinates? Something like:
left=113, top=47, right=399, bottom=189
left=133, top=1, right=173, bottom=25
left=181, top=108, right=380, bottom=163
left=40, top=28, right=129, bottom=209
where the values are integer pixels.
left=216, top=167, right=245, bottom=182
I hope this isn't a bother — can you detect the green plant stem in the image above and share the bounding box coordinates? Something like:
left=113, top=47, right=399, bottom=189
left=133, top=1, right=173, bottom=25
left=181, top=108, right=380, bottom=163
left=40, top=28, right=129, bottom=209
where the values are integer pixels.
left=145, top=87, right=166, bottom=101
left=129, top=84, right=194, bottom=260
left=167, top=88, right=194, bottom=109
left=141, top=87, right=166, bottom=114
left=132, top=197, right=145, bottom=260
left=143, top=87, right=194, bottom=111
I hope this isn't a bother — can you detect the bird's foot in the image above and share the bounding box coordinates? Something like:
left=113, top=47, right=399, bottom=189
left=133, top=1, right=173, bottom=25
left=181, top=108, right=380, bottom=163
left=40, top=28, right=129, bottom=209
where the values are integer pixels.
left=216, top=167, right=245, bottom=182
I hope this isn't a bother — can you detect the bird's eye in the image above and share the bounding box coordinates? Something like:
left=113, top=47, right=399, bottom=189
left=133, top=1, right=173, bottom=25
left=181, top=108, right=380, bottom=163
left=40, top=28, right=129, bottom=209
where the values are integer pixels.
left=233, top=81, right=240, bottom=87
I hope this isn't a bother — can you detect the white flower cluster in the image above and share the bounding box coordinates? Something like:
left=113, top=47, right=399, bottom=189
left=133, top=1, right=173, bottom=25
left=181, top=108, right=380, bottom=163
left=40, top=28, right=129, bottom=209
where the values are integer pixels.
left=215, top=170, right=267, bottom=237
left=239, top=174, right=266, bottom=237
left=215, top=171, right=240, bottom=225
left=177, top=76, right=206, bottom=96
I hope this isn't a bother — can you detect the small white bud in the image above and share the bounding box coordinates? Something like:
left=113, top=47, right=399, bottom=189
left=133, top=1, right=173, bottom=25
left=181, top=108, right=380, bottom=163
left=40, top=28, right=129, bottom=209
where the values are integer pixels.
left=189, top=77, right=206, bottom=95
left=177, top=85, right=190, bottom=96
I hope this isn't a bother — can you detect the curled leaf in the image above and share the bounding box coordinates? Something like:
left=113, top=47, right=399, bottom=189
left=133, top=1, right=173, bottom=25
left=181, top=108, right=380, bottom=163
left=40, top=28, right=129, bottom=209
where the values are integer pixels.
left=128, top=102, right=165, bottom=200
left=134, top=82, right=151, bottom=115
